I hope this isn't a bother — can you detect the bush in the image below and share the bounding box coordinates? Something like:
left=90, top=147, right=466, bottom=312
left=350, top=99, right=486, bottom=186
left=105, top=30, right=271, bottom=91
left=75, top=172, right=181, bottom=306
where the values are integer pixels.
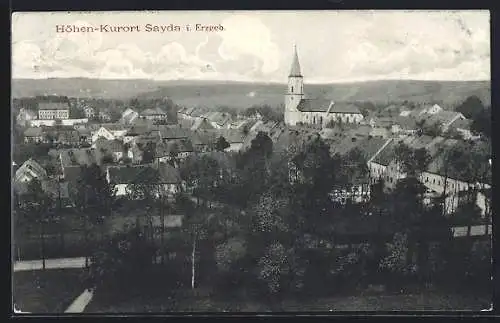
left=85, top=228, right=157, bottom=291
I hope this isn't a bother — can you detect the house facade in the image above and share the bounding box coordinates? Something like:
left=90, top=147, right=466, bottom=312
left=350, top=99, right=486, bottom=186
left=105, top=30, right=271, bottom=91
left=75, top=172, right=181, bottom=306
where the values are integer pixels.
left=38, top=102, right=70, bottom=120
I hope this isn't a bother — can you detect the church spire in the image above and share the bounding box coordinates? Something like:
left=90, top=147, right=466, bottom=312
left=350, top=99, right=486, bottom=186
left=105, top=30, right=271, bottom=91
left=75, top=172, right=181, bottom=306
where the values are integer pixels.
left=289, top=44, right=302, bottom=77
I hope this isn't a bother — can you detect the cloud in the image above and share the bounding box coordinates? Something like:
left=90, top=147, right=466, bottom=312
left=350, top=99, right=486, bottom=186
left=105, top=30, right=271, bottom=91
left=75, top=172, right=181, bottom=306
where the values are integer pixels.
left=11, top=11, right=490, bottom=82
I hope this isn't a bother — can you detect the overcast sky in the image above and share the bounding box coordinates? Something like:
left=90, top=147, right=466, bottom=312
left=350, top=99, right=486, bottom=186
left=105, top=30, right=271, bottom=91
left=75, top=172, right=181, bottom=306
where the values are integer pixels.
left=12, top=10, right=490, bottom=83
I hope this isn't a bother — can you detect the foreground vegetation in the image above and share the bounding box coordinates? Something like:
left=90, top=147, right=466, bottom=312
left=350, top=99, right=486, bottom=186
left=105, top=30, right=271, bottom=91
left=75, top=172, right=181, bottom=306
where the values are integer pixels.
left=13, top=269, right=85, bottom=313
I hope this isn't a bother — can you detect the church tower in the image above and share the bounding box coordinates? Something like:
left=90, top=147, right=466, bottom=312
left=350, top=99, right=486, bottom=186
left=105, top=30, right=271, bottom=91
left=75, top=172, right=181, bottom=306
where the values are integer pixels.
left=284, top=45, right=304, bottom=126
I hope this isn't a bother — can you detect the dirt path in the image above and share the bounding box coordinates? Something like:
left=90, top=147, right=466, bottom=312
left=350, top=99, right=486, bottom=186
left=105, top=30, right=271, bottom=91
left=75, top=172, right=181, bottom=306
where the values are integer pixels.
left=64, top=289, right=94, bottom=313
left=14, top=257, right=89, bottom=272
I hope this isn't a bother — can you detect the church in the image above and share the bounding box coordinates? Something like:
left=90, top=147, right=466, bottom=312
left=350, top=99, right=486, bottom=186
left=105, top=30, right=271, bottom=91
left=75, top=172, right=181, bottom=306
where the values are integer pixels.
left=284, top=46, right=364, bottom=127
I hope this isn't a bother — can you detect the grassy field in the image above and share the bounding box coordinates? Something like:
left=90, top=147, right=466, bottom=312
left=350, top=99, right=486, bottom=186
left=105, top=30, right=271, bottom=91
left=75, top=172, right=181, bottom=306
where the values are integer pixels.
left=13, top=269, right=86, bottom=313
left=85, top=288, right=491, bottom=312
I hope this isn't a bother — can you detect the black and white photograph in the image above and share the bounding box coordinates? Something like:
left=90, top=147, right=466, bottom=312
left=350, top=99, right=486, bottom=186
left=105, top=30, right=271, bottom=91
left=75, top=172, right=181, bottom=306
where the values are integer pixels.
left=11, top=10, right=492, bottom=313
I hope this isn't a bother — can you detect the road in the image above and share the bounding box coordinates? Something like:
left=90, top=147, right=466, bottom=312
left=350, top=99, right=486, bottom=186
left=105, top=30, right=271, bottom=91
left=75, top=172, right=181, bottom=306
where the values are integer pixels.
left=65, top=289, right=94, bottom=313
left=13, top=257, right=89, bottom=272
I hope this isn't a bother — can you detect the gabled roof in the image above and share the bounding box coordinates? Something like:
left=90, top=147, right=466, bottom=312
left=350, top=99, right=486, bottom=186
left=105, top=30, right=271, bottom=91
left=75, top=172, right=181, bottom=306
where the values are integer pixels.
left=14, top=159, right=47, bottom=182
left=329, top=102, right=362, bottom=115
left=156, top=139, right=194, bottom=156
left=95, top=138, right=123, bottom=153
left=191, top=130, right=217, bottom=146
left=141, top=107, right=167, bottom=116
left=191, top=118, right=214, bottom=131
left=157, top=125, right=192, bottom=140
left=100, top=123, right=128, bottom=132
left=449, top=118, right=472, bottom=130
left=215, top=129, right=247, bottom=144
left=38, top=102, right=70, bottom=110
left=420, top=110, right=463, bottom=127
left=60, top=148, right=97, bottom=168
left=296, top=99, right=332, bottom=112
left=125, top=125, right=152, bottom=136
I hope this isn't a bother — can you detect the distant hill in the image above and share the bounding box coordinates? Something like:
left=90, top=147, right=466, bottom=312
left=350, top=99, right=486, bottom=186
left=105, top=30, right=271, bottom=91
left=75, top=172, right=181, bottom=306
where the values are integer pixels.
left=12, top=78, right=491, bottom=110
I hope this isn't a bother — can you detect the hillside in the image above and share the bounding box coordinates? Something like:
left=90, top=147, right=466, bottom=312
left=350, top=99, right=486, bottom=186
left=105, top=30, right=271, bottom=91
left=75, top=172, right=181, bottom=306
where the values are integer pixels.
left=12, top=78, right=491, bottom=110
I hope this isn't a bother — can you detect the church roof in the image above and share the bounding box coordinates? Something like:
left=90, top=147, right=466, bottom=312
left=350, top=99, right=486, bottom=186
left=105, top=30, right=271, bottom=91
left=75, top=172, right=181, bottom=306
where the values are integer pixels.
left=289, top=46, right=302, bottom=77
left=329, top=103, right=362, bottom=114
left=296, top=99, right=332, bottom=112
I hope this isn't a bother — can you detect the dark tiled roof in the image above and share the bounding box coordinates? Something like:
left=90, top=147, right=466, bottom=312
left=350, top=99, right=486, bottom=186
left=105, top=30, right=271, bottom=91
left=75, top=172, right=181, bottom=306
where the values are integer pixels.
left=217, top=129, right=247, bottom=144
left=38, top=102, right=70, bottom=110
left=156, top=139, right=194, bottom=156
left=141, top=107, right=167, bottom=116
left=329, top=102, right=362, bottom=114
left=158, top=125, right=192, bottom=140
left=449, top=118, right=472, bottom=130
left=100, top=123, right=128, bottom=132
left=95, top=138, right=123, bottom=153
left=296, top=99, right=332, bottom=112
left=191, top=118, right=214, bottom=131
left=60, top=148, right=97, bottom=167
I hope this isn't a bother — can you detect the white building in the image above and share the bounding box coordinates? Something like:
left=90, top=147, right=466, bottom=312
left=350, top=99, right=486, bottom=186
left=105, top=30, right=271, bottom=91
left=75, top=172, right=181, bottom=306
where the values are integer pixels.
left=38, top=102, right=70, bottom=120
left=284, top=46, right=364, bottom=127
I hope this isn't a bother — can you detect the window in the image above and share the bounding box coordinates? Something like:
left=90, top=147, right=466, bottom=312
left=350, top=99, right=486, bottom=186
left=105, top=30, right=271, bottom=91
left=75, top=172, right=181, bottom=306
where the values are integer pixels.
left=438, top=181, right=441, bottom=185
left=320, top=116, right=323, bottom=124
left=433, top=179, right=435, bottom=184
left=425, top=177, right=429, bottom=183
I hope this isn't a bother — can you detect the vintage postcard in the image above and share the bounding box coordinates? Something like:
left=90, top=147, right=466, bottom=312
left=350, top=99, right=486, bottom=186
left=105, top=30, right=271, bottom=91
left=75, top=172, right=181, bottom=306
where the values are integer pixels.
left=11, top=10, right=491, bottom=313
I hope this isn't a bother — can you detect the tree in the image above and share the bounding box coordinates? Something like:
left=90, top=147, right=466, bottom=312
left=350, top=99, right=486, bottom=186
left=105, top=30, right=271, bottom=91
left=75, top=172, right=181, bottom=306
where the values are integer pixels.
left=470, top=107, right=491, bottom=138
left=141, top=142, right=156, bottom=164
left=215, top=237, right=247, bottom=273
left=23, top=179, right=52, bottom=269
left=257, top=242, right=299, bottom=297
left=215, top=136, right=230, bottom=152
left=73, top=164, right=116, bottom=265
left=456, top=95, right=485, bottom=119
left=379, top=232, right=417, bottom=279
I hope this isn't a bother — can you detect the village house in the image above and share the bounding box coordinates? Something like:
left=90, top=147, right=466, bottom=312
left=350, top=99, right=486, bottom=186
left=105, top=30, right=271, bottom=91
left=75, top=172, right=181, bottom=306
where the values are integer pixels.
left=106, top=163, right=183, bottom=198
left=205, top=112, right=232, bottom=129
left=177, top=107, right=196, bottom=121
left=98, top=110, right=112, bottom=122
left=38, top=102, right=70, bottom=120
left=191, top=131, right=217, bottom=153
left=447, top=118, right=479, bottom=140
left=120, top=108, right=139, bottom=125
left=76, top=128, right=92, bottom=145
left=58, top=148, right=97, bottom=181
left=13, top=158, right=48, bottom=187
left=51, top=128, right=81, bottom=146
left=94, top=138, right=125, bottom=163
left=123, top=125, right=153, bottom=144
left=91, top=124, right=129, bottom=143
left=83, top=106, right=95, bottom=119
left=213, top=129, right=248, bottom=152
left=157, top=125, right=192, bottom=143
left=24, top=127, right=47, bottom=144
left=190, top=118, right=215, bottom=131
left=140, top=107, right=168, bottom=122
left=16, top=108, right=38, bottom=126
left=368, top=135, right=490, bottom=216
left=155, top=139, right=194, bottom=165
